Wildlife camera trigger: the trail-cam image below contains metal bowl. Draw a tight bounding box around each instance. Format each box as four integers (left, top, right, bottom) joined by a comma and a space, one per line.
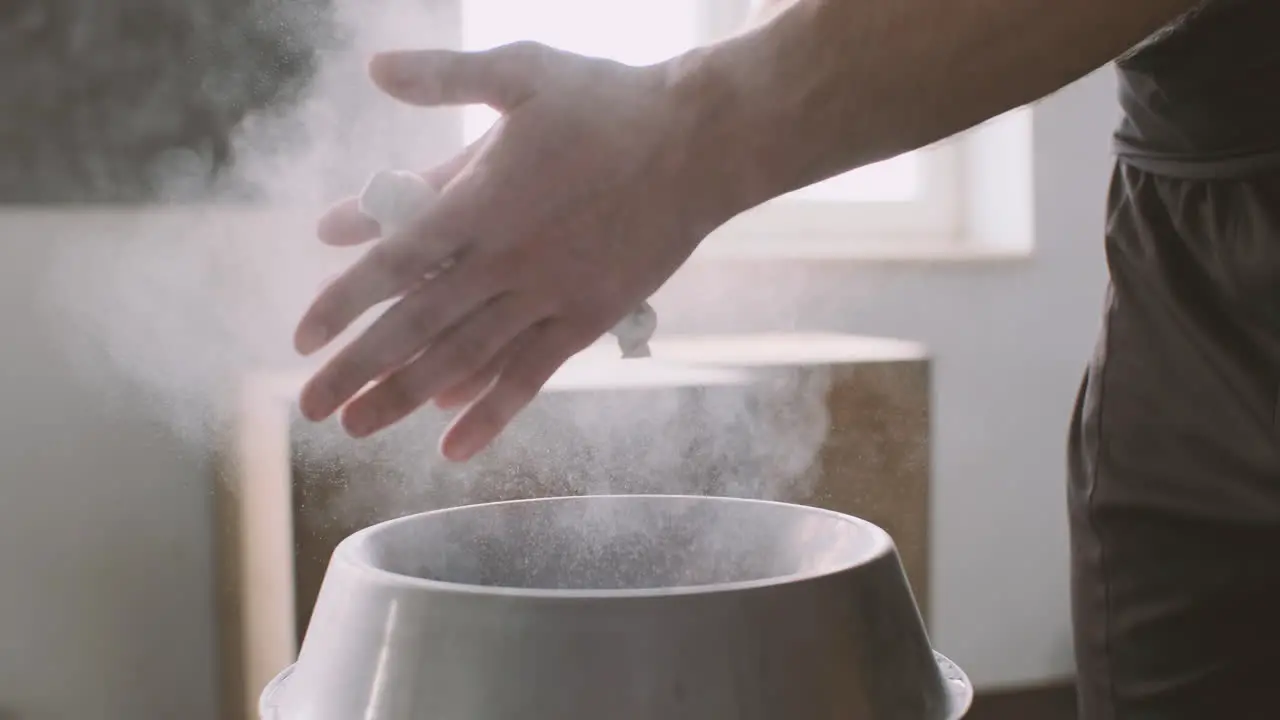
261, 495, 971, 720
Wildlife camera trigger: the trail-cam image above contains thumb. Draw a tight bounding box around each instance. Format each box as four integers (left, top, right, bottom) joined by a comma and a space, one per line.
369, 43, 546, 111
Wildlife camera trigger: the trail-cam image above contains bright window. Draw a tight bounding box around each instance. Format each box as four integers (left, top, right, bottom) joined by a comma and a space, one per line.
458, 0, 962, 244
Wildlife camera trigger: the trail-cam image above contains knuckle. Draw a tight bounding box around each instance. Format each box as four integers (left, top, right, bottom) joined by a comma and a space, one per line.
498, 40, 547, 63
490, 41, 557, 92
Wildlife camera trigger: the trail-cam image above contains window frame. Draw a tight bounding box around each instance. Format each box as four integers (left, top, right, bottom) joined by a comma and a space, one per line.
448, 0, 965, 246
712, 143, 963, 244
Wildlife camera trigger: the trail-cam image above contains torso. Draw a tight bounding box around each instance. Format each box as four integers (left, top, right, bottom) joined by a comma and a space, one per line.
1114, 0, 1280, 178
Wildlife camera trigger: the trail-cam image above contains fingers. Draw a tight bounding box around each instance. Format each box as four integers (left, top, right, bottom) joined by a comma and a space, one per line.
433, 330, 526, 409
369, 43, 547, 111
338, 294, 545, 438
297, 265, 515, 421
294, 200, 484, 355
317, 198, 380, 246
316, 137, 489, 247
439, 323, 586, 461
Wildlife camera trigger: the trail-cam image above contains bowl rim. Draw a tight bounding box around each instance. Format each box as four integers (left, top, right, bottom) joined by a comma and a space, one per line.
934, 651, 975, 719
261, 652, 974, 719
334, 494, 896, 600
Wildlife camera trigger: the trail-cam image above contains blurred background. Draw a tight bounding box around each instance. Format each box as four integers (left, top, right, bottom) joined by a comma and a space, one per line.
0, 0, 1110, 718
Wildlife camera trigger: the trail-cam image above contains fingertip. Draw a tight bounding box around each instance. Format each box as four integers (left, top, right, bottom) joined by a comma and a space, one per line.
368, 50, 411, 75
297, 402, 326, 424
439, 418, 486, 462
340, 405, 376, 439
368, 50, 429, 98
438, 432, 475, 463
317, 199, 380, 246
296, 383, 331, 423
294, 322, 329, 357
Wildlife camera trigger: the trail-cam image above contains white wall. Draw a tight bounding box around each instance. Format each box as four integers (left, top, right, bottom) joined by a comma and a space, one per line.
654, 68, 1117, 687
0, 68, 1114, 717
0, 241, 219, 717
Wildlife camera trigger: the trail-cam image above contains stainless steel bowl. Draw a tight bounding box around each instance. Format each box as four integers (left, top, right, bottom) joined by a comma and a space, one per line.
261, 495, 971, 720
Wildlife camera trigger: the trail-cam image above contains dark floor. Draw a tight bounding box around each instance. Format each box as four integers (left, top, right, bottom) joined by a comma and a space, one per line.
969, 682, 1077, 720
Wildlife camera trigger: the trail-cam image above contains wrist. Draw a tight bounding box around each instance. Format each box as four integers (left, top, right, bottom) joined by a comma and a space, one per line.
652, 43, 782, 239
655, 4, 839, 235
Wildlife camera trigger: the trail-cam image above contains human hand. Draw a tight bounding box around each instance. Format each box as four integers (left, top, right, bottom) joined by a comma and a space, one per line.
358, 169, 658, 359
294, 42, 733, 461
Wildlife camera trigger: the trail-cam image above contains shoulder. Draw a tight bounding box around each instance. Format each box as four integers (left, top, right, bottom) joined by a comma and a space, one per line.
1118, 0, 1236, 65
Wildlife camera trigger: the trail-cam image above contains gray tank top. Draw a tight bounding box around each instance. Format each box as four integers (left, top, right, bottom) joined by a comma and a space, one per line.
1114, 0, 1280, 178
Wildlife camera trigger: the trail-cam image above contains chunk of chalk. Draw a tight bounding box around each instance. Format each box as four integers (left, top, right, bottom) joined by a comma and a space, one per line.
612, 301, 657, 359
358, 170, 438, 235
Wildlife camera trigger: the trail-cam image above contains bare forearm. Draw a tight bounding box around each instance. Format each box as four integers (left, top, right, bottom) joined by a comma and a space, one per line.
670, 0, 1200, 213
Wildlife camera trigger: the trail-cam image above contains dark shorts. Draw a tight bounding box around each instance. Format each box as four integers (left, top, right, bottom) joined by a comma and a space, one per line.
1069, 163, 1280, 719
